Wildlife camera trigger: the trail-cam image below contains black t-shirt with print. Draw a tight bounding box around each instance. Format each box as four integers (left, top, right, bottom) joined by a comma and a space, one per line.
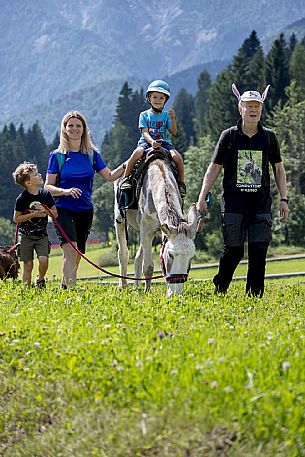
14, 189, 55, 237
212, 119, 282, 214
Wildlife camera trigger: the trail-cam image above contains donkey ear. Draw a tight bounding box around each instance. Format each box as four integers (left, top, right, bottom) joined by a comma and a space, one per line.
261, 84, 270, 101
232, 83, 241, 100
187, 204, 198, 239
187, 204, 197, 226
161, 224, 177, 236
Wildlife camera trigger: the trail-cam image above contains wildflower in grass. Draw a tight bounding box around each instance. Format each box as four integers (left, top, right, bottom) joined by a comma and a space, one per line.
34, 342, 40, 347
282, 361, 291, 372
112, 359, 118, 367
210, 381, 218, 389
157, 331, 164, 338
208, 338, 214, 345
104, 324, 111, 330
224, 386, 233, 393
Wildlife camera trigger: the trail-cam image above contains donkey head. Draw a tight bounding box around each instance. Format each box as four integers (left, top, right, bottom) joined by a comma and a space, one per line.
160, 205, 197, 297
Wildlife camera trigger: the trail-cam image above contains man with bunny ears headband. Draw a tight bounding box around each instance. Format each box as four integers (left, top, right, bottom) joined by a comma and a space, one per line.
196, 83, 289, 298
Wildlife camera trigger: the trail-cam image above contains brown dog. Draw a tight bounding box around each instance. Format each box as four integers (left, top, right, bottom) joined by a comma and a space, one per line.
0, 247, 20, 279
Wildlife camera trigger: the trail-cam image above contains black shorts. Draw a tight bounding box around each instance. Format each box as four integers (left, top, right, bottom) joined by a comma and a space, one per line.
55, 208, 93, 253
221, 212, 272, 246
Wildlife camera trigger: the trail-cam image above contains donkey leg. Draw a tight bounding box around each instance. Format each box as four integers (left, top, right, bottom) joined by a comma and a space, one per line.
141, 231, 154, 292
115, 221, 129, 288
134, 245, 143, 288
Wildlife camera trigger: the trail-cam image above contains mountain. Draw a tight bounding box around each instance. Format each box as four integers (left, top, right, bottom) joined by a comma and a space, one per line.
1, 0, 305, 142
5, 60, 226, 145
280, 17, 305, 41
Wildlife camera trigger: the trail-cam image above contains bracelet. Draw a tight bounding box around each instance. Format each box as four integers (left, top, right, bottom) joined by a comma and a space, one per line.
280, 198, 289, 203
122, 162, 127, 170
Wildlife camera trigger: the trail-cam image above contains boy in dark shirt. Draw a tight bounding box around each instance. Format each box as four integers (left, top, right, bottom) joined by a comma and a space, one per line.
12, 162, 58, 287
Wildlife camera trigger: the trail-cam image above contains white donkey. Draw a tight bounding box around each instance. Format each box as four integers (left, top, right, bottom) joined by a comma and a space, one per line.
114, 153, 197, 297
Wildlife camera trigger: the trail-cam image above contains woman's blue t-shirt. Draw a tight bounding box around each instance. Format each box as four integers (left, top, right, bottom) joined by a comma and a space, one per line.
47, 150, 107, 212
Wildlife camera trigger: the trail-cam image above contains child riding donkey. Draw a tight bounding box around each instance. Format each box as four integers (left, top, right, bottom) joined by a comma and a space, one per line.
120, 80, 186, 198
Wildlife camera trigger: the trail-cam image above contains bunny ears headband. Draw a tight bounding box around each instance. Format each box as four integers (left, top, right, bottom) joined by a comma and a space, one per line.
232, 83, 270, 104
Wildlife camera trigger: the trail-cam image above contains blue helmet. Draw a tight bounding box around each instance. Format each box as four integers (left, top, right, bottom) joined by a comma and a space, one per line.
146, 80, 171, 100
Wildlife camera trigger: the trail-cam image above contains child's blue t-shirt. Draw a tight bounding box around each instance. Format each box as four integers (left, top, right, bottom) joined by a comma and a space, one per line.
138, 109, 172, 145
47, 150, 106, 212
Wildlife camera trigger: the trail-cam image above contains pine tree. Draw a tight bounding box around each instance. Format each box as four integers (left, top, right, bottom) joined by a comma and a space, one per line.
48, 132, 60, 151
231, 31, 264, 92
193, 70, 211, 140
268, 82, 305, 245
204, 68, 233, 142
289, 42, 305, 93
174, 88, 195, 147
0, 124, 27, 219
204, 31, 265, 142
102, 82, 146, 168
115, 81, 133, 126
25, 122, 48, 173
265, 34, 290, 114
288, 33, 298, 57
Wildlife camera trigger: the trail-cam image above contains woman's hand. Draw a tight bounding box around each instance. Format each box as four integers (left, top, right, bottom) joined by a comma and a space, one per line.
66, 187, 82, 198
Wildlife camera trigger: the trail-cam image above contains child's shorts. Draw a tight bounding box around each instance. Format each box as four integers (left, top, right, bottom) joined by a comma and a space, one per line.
138, 141, 173, 152
18, 235, 50, 261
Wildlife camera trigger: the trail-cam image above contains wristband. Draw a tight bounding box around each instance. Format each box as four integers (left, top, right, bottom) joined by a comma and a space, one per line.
280, 198, 289, 203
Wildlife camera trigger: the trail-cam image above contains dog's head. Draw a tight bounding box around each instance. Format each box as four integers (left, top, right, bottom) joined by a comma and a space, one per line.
0, 247, 20, 279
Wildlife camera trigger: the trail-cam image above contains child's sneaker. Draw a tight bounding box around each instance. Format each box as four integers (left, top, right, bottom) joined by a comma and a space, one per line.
120, 177, 132, 191
35, 278, 46, 289
178, 181, 187, 198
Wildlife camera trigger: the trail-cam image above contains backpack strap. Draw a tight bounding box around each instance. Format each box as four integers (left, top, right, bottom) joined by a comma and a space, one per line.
55, 151, 66, 173
88, 150, 94, 168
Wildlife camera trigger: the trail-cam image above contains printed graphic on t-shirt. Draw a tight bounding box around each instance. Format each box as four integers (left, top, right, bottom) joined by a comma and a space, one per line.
236, 149, 262, 192
148, 120, 165, 140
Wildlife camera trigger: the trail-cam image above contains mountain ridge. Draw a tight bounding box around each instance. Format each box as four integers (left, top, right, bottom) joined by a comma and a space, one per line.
1, 1, 305, 143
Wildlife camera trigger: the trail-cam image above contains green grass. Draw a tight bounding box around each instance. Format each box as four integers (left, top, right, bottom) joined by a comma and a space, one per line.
0, 280, 305, 456
26, 243, 305, 285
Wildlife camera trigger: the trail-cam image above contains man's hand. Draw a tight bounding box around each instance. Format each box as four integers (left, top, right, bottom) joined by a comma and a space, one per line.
279, 201, 289, 223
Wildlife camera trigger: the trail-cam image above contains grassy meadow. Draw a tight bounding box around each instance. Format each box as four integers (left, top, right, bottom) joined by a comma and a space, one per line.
24, 243, 305, 285
1, 269, 305, 455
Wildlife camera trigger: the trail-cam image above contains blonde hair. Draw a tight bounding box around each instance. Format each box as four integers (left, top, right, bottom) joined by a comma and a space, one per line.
12, 162, 38, 188
58, 111, 98, 154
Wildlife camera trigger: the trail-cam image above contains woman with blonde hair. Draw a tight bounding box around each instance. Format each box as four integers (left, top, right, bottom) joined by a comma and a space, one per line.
45, 111, 125, 288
